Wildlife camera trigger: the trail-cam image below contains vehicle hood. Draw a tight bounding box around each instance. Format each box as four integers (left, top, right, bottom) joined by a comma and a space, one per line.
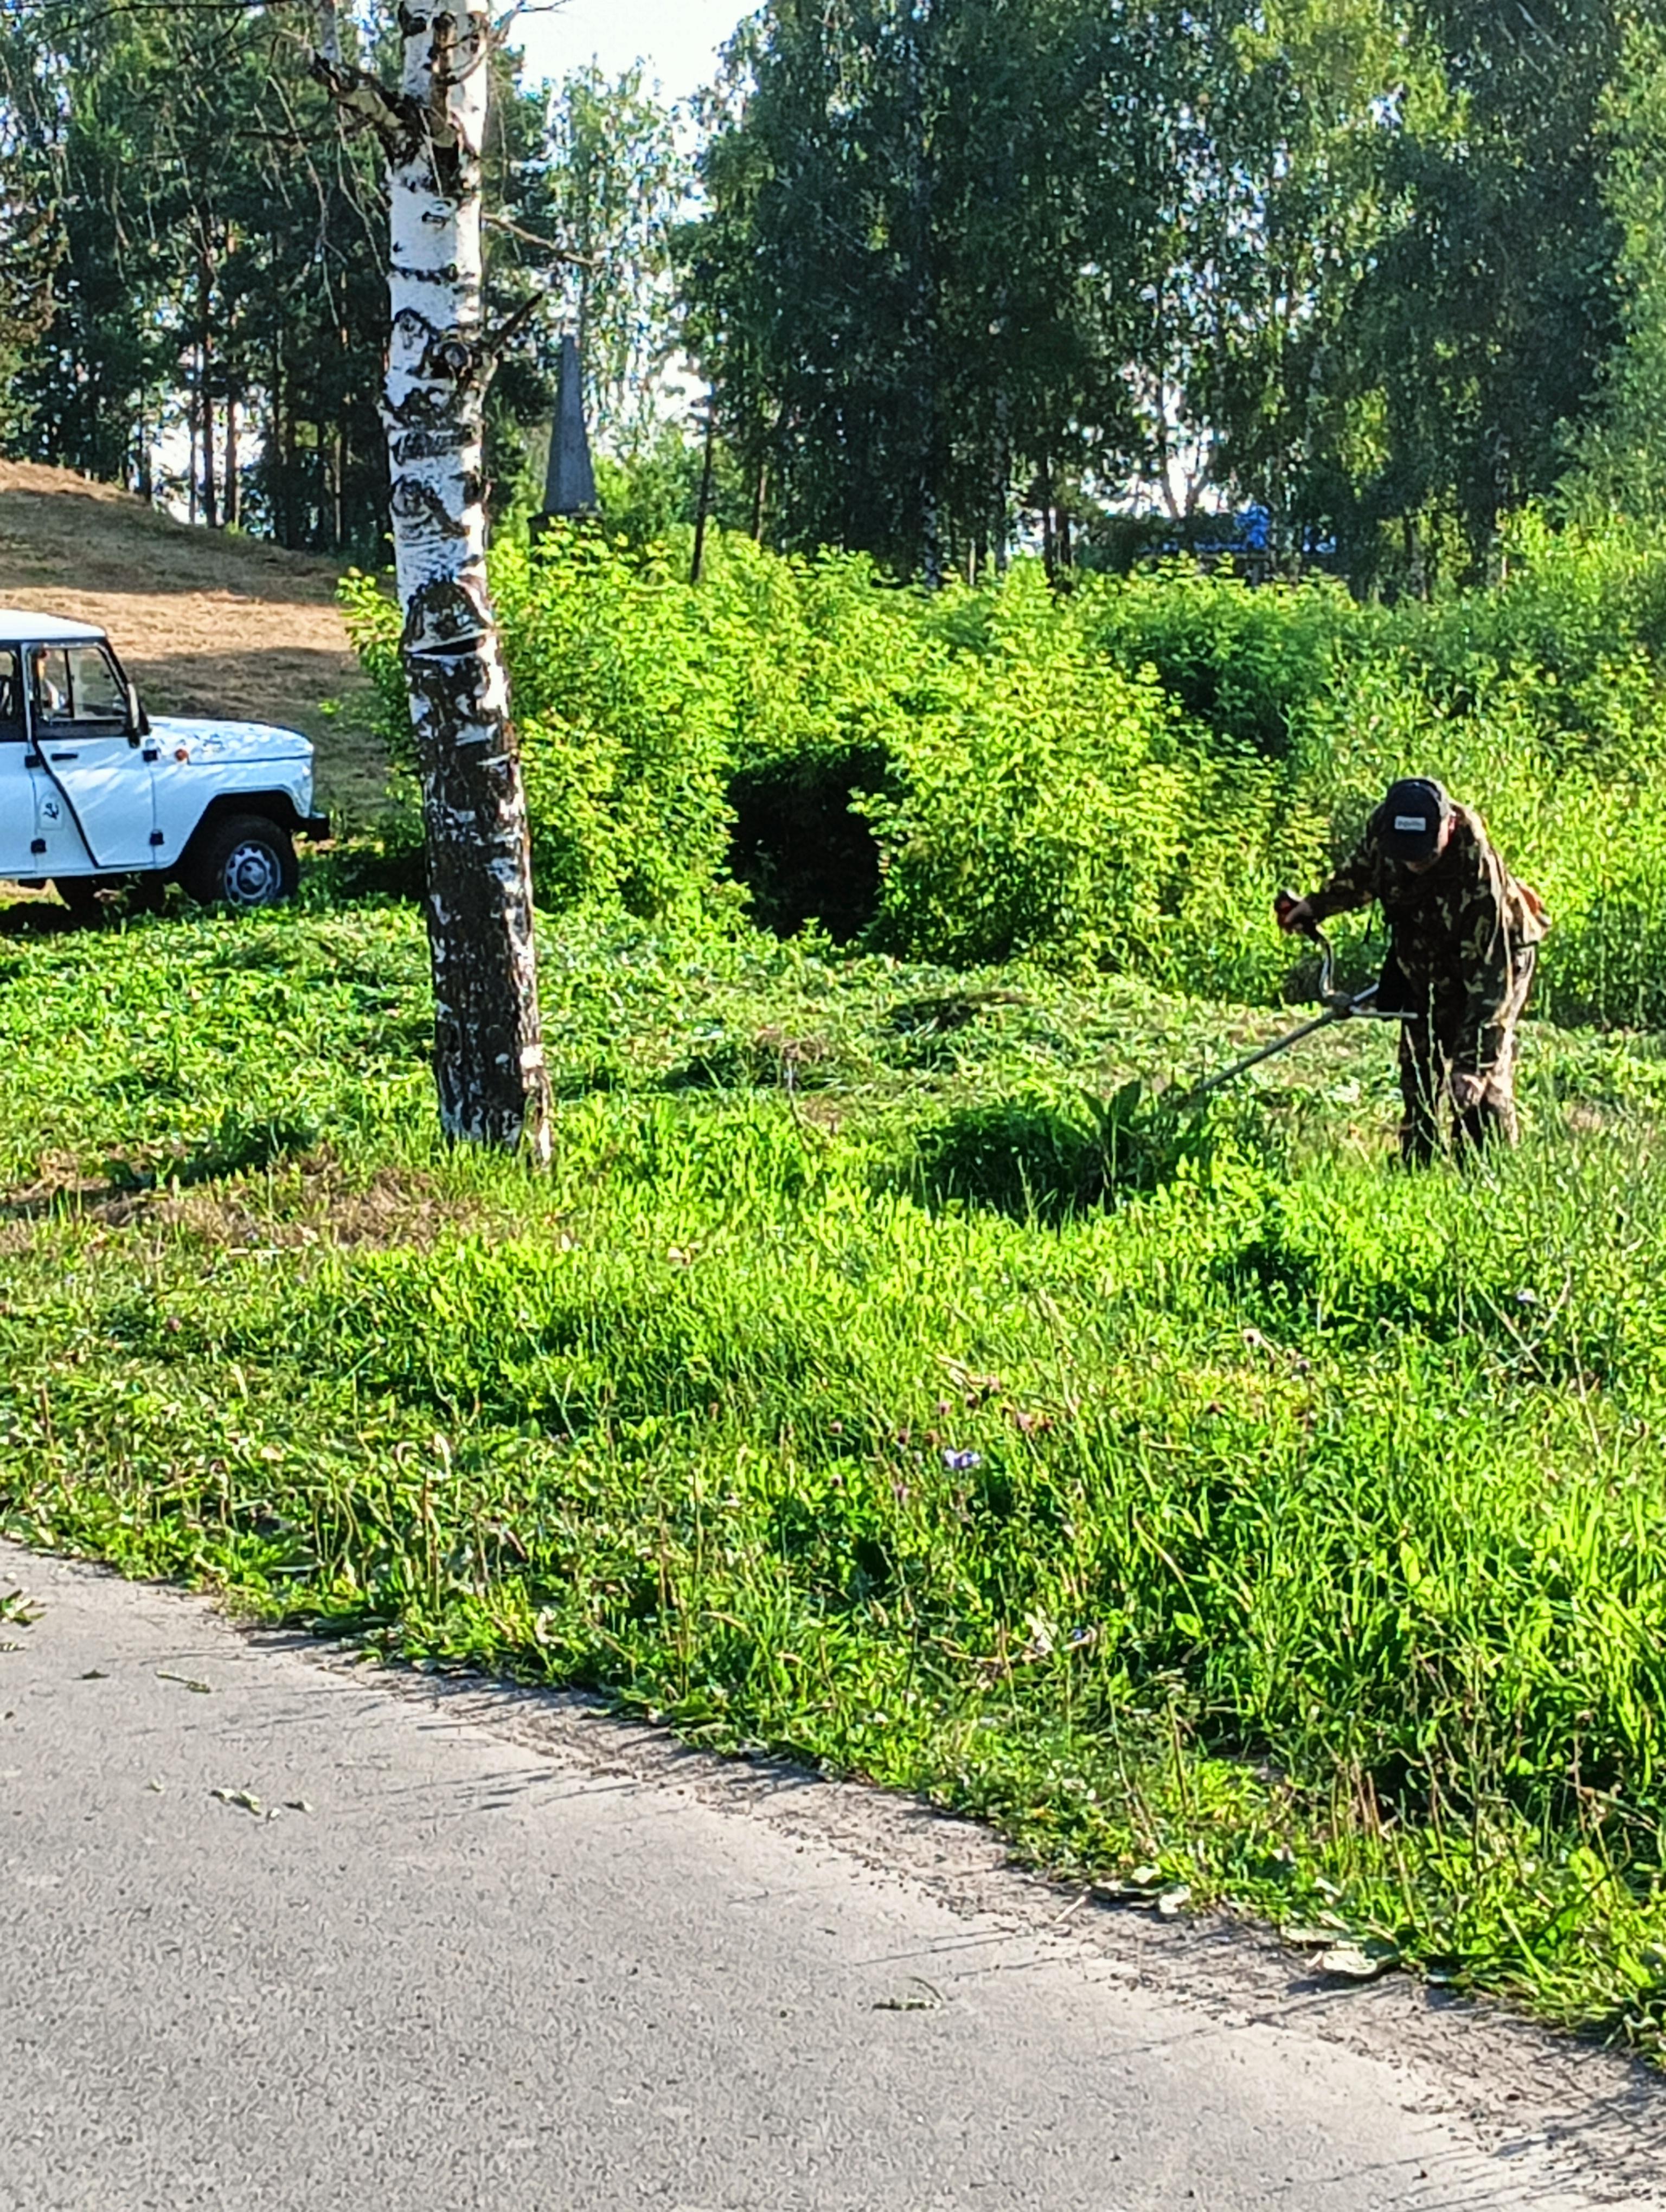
146, 715, 313, 763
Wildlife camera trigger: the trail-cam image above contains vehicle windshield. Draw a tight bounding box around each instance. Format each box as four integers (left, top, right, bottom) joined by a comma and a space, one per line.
30, 643, 126, 726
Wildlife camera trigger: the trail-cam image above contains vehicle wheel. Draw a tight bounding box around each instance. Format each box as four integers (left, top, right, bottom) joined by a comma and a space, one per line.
183, 815, 298, 910
53, 875, 120, 923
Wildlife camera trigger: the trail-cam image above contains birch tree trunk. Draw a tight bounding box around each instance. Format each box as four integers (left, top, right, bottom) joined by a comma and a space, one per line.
317, 1, 552, 1158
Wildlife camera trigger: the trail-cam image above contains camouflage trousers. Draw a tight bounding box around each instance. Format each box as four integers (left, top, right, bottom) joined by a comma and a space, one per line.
1399, 946, 1537, 1167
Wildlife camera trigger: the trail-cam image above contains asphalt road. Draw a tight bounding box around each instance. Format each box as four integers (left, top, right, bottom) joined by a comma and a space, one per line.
2, 1541, 1661, 2212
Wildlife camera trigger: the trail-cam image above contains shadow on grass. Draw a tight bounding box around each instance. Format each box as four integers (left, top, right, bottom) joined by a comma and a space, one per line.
307, 838, 427, 906
169, 1114, 321, 1186
905, 1083, 1216, 1225
1, 1114, 318, 1222
0, 895, 80, 938
0, 840, 424, 943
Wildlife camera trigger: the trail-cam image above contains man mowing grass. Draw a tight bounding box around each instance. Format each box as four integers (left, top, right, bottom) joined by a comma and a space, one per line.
1279, 777, 1548, 1165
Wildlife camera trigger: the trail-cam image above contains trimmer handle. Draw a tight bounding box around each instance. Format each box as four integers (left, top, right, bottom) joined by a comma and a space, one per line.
1276, 889, 1343, 1005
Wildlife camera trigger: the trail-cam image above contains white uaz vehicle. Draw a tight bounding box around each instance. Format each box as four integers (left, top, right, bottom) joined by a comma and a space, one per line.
1, 610, 328, 916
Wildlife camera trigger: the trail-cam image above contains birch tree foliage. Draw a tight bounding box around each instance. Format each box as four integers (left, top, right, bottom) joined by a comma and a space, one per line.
686, 0, 1167, 575
311, 0, 552, 1155
0, 55, 56, 446
533, 63, 688, 458
1567, 23, 1666, 523
0, 0, 387, 535
1134, 0, 1445, 545
682, 0, 1653, 583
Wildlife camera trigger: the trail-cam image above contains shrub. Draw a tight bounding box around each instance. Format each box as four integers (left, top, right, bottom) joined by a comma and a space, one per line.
860, 567, 1189, 968
342, 532, 739, 924
489, 530, 741, 921
344, 515, 1666, 1023
1073, 560, 1363, 760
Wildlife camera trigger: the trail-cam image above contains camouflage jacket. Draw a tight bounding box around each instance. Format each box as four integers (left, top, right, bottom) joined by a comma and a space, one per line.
1308, 803, 1548, 1070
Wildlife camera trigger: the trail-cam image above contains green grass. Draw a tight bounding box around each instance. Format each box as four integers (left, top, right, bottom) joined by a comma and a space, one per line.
5, 889, 1666, 2049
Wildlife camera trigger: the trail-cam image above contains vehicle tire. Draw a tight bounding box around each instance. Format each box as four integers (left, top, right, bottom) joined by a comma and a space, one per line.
183, 814, 298, 910
53, 875, 120, 923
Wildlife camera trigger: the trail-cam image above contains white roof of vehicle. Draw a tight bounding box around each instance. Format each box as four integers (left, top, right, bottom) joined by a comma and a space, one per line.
0, 608, 108, 644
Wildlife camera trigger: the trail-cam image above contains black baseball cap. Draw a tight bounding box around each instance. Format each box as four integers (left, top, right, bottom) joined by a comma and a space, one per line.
1375, 777, 1451, 862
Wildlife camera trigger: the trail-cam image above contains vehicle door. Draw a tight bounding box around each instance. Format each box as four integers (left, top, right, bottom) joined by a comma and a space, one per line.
0, 648, 37, 876
29, 641, 158, 868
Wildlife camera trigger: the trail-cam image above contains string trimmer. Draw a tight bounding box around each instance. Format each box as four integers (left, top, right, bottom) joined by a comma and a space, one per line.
1182, 892, 1412, 1103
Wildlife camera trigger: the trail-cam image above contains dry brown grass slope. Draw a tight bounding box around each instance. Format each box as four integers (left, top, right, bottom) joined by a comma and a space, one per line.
0, 460, 390, 820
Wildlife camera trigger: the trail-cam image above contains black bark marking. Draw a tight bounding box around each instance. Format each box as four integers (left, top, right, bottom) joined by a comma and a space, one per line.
385, 385, 465, 433
389, 476, 470, 538
392, 426, 468, 466
432, 140, 470, 204
390, 262, 462, 287
403, 576, 490, 654
392, 304, 445, 344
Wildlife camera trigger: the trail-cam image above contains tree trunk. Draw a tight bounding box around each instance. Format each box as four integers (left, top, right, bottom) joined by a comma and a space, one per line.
198, 254, 217, 530
188, 359, 200, 526
280, 364, 299, 549
226, 397, 239, 528
376, 0, 552, 1155
269, 346, 284, 544
992, 386, 1011, 576
919, 478, 943, 594
690, 401, 716, 585
906, 0, 941, 603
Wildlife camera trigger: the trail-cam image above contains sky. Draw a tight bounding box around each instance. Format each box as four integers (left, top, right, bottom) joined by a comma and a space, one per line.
513, 0, 749, 100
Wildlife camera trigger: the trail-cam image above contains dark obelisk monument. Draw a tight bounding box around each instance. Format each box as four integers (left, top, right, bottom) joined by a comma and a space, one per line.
533, 333, 596, 538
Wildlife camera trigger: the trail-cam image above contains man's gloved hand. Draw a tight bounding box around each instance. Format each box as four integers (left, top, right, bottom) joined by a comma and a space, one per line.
1449, 1070, 1486, 1111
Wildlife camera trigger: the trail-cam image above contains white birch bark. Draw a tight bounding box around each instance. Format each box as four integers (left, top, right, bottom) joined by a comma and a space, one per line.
317, 0, 552, 1158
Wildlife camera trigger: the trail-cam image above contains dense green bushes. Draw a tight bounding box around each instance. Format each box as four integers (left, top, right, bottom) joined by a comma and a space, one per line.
342, 538, 738, 921
344, 515, 1666, 1024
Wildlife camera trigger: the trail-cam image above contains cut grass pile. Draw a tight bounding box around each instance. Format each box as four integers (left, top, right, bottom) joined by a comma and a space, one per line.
4, 894, 1666, 2047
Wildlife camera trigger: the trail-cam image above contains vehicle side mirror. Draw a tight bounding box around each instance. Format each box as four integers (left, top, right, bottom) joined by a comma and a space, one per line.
125, 681, 150, 741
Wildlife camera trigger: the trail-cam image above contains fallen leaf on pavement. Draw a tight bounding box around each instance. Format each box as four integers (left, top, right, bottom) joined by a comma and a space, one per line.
1316, 1940, 1400, 1983
873, 1977, 945, 2012
209, 1786, 266, 1817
